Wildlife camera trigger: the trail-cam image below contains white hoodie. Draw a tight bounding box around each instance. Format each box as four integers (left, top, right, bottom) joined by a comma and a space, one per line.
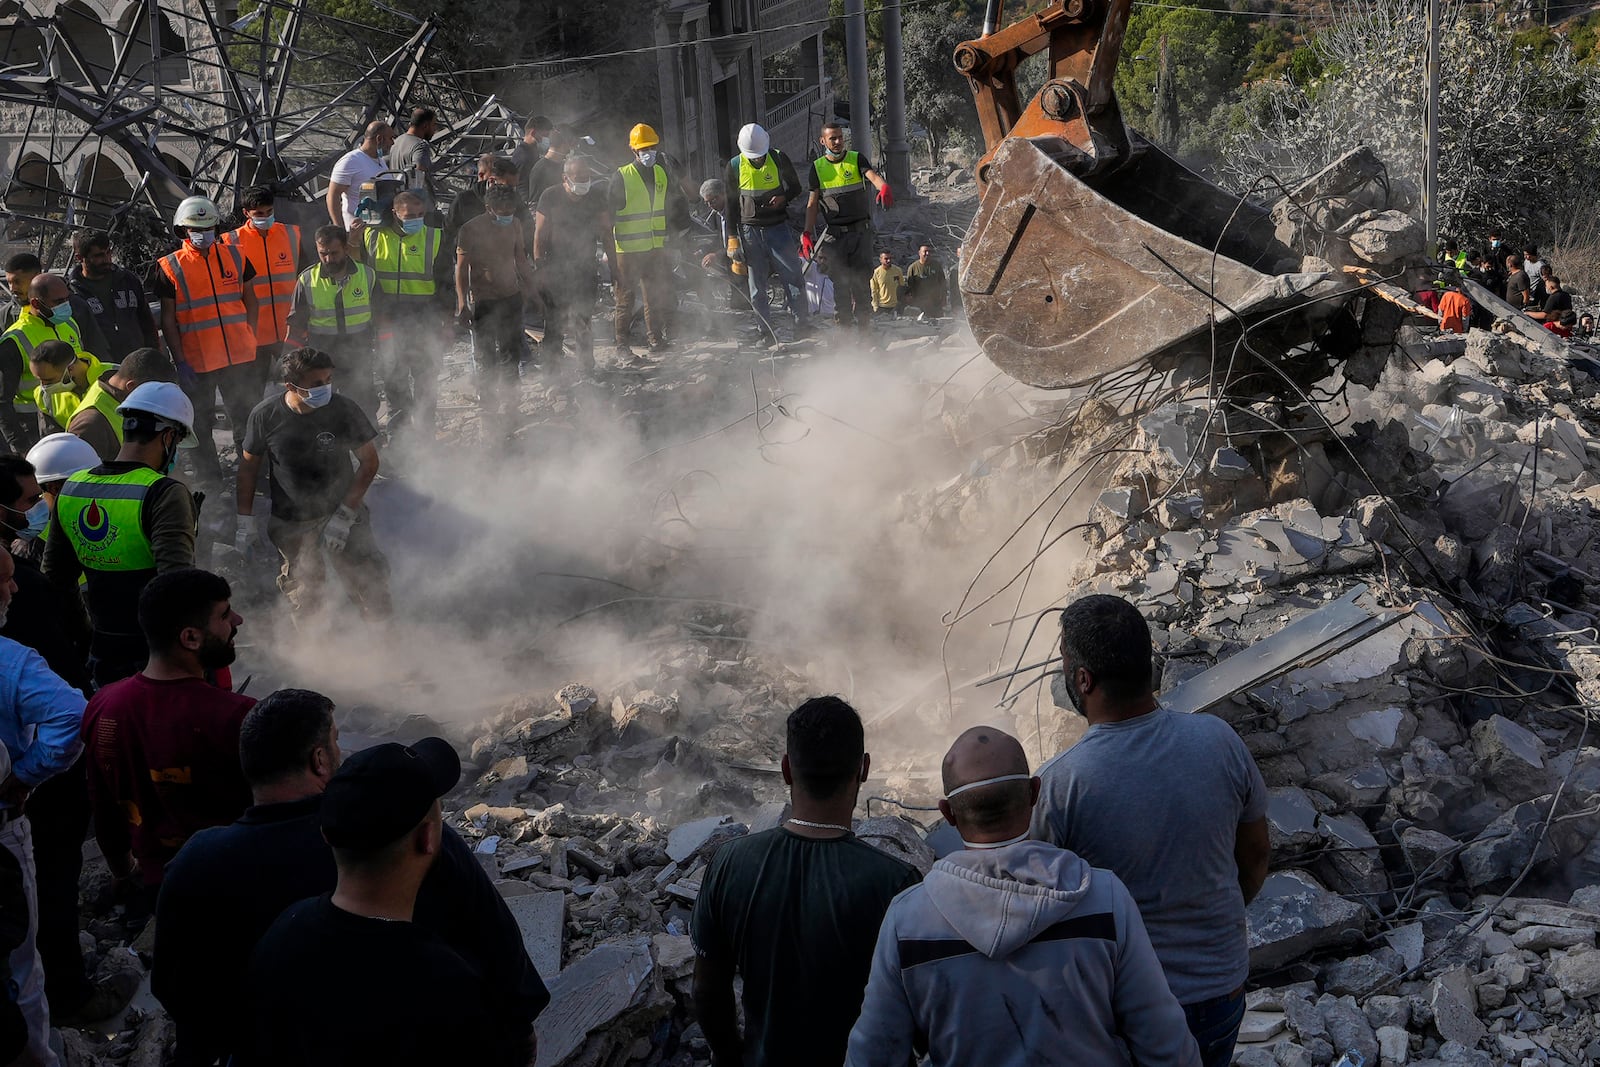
845, 840, 1200, 1067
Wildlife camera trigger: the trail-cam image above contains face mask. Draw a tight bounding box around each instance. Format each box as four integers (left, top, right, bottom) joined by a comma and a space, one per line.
825, 147, 847, 161
298, 384, 334, 408
492, 213, 514, 227
568, 180, 592, 196
42, 379, 76, 397
46, 301, 73, 326
3, 499, 48, 540
188, 230, 216, 250
635, 150, 658, 168
535, 137, 550, 155
250, 214, 275, 230
400, 217, 426, 234
1491, 240, 1501, 248
161, 435, 179, 475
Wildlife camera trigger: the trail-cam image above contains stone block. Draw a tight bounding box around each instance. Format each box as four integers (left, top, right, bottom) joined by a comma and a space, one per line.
1470, 715, 1550, 800
1428, 967, 1486, 1048
505, 891, 565, 981
650, 932, 695, 981
1237, 1009, 1287, 1043
534, 938, 663, 1067
1320, 954, 1395, 998
1377, 1024, 1410, 1066
1320, 994, 1378, 1065
1510, 924, 1593, 952
1364, 994, 1411, 1030
1347, 210, 1425, 265
1268, 787, 1322, 851
853, 816, 936, 875
1459, 802, 1557, 889
1247, 870, 1367, 971
1549, 946, 1600, 998
1400, 827, 1460, 880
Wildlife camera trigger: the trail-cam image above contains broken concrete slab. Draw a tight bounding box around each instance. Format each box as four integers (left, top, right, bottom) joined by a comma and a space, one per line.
505, 890, 565, 980
666, 815, 733, 862
1247, 869, 1367, 971
1429, 967, 1486, 1048
1470, 714, 1550, 800
650, 932, 695, 981
854, 816, 937, 875
1550, 945, 1600, 998
1236, 1009, 1288, 1043
533, 938, 662, 1067
1267, 787, 1322, 850
1458, 801, 1557, 889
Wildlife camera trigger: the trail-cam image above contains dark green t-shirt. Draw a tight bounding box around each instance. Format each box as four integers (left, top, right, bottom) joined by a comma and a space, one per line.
690, 827, 921, 1067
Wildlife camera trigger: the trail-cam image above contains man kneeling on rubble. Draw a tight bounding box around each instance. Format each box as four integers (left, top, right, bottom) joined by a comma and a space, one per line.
845, 726, 1199, 1066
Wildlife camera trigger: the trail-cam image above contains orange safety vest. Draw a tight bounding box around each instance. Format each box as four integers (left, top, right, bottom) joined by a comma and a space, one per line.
158, 244, 257, 373
223, 221, 301, 346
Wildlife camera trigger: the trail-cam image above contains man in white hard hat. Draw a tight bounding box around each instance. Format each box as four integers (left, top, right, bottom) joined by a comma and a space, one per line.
42, 381, 198, 687
155, 196, 260, 487
723, 123, 809, 342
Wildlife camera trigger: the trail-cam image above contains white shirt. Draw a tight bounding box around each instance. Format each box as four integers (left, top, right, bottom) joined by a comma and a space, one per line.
329, 148, 388, 227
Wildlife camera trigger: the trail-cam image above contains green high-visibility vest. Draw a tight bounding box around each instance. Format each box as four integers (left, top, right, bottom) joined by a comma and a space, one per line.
614, 163, 668, 254
57, 467, 160, 573
737, 155, 780, 193
2, 310, 85, 412
34, 354, 111, 431
364, 225, 441, 298
302, 262, 375, 335
74, 378, 126, 445
812, 151, 869, 223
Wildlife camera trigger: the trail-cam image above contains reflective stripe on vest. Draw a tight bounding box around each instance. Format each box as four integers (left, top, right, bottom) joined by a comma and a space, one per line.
224, 222, 301, 344
302, 262, 375, 335
35, 354, 112, 431
57, 467, 160, 572
813, 152, 865, 195
364, 226, 440, 298
614, 163, 668, 253
159, 245, 256, 373
75, 378, 126, 445
1, 311, 84, 412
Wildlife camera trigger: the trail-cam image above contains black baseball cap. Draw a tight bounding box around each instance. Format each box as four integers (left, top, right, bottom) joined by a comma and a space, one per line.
320, 737, 460, 850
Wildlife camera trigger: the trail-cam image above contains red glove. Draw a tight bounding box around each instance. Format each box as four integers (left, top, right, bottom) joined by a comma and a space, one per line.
876, 183, 895, 209
800, 231, 815, 259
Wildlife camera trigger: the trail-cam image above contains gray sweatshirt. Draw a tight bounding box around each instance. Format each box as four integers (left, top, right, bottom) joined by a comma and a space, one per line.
845, 840, 1200, 1067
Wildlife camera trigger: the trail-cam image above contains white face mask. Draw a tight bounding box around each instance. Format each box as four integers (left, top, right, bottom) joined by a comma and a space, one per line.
568, 180, 592, 196
635, 150, 658, 168
825, 147, 847, 161
295, 383, 334, 408
41, 380, 76, 397
188, 230, 216, 250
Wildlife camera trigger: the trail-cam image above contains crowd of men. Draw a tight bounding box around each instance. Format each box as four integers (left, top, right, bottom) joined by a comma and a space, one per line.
1427, 230, 1586, 338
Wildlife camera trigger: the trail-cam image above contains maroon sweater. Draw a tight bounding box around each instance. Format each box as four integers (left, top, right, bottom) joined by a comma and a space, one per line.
82, 674, 256, 886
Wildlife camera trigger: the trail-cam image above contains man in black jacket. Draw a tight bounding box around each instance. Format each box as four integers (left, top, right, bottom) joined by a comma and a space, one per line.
154, 688, 549, 1066
66, 232, 160, 362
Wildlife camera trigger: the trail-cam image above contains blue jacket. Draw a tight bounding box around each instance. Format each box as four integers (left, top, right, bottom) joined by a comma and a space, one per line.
846, 841, 1200, 1067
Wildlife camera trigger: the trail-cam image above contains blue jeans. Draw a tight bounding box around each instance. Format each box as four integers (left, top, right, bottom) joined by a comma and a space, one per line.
741, 223, 809, 329
1183, 986, 1246, 1067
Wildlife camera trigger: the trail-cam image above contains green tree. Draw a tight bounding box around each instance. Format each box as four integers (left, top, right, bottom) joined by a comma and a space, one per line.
1114, 1, 1259, 156
899, 2, 985, 165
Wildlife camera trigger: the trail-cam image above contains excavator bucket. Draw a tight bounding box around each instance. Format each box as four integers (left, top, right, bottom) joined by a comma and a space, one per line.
960, 134, 1355, 389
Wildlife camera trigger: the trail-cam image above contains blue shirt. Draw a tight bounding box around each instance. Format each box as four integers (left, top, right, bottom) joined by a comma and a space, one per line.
0, 636, 86, 787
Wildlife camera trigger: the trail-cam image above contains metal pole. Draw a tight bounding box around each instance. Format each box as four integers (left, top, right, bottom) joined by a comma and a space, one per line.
1422, 0, 1440, 247
844, 0, 872, 158
881, 0, 910, 191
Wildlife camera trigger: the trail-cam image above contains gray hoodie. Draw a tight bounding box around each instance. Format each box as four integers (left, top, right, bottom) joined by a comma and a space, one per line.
845, 841, 1200, 1067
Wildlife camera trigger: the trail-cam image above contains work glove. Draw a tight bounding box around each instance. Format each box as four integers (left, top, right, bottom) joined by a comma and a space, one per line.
322, 505, 359, 553
876, 183, 895, 209
235, 514, 258, 558
799, 231, 815, 259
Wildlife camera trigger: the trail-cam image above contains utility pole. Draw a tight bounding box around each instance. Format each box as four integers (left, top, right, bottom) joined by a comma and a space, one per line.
881, 0, 911, 190
844, 0, 873, 158
1422, 0, 1440, 247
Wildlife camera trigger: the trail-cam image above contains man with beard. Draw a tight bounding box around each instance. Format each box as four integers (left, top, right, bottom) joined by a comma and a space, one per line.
82, 568, 254, 908
67, 231, 159, 362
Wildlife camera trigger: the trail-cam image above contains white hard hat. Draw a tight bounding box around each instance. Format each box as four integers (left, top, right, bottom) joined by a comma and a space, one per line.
173, 196, 220, 229
118, 381, 195, 434
737, 123, 770, 159
26, 433, 101, 484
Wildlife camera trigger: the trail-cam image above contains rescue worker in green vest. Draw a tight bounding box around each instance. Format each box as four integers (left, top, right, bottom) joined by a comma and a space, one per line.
722, 123, 810, 343
0, 272, 100, 455
61, 347, 179, 462
28, 339, 111, 435
357, 191, 447, 437
25, 432, 100, 536
1439, 238, 1469, 276
608, 123, 686, 355
803, 122, 894, 340
43, 380, 198, 688
287, 225, 383, 425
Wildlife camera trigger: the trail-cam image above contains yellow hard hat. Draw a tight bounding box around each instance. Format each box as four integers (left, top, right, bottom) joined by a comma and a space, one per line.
629, 123, 660, 150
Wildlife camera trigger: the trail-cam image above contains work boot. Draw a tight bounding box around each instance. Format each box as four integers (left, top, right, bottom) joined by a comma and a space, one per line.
53, 970, 141, 1026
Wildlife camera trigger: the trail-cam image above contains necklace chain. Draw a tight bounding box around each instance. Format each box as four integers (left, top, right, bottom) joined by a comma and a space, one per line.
787, 817, 852, 833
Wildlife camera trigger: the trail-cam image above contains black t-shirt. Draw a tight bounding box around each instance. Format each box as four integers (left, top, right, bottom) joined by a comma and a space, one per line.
247, 895, 518, 1067
536, 184, 608, 277
691, 828, 921, 1067
526, 154, 567, 207
1544, 289, 1574, 315
241, 394, 376, 522
809, 153, 876, 226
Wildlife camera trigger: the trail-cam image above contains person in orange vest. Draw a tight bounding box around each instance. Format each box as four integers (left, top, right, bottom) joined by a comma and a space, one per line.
222, 185, 302, 401
155, 196, 260, 485
1437, 281, 1472, 335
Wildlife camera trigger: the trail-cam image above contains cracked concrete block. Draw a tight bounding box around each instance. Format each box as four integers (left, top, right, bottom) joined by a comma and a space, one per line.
666, 814, 733, 862
1377, 1023, 1409, 1066
854, 815, 936, 875
1237, 1009, 1287, 1043
505, 891, 564, 980
1459, 801, 1556, 889
1470, 714, 1550, 800
1210, 446, 1254, 481
1510, 924, 1592, 952
1550, 945, 1600, 998
1400, 827, 1459, 880
1247, 870, 1367, 971
1268, 787, 1321, 851
1320, 954, 1395, 998
534, 938, 662, 1067
1429, 967, 1486, 1048
1346, 210, 1425, 265
1346, 707, 1408, 750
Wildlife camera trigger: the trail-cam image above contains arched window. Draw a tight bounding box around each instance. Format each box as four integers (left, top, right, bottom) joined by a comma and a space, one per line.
56, 2, 118, 86
0, 2, 47, 74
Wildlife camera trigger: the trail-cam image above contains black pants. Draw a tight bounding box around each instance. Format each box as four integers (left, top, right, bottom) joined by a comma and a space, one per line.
311, 336, 379, 427
820, 225, 874, 329
381, 303, 443, 434
28, 760, 90, 1010
473, 295, 524, 433
542, 273, 597, 372
182, 360, 267, 482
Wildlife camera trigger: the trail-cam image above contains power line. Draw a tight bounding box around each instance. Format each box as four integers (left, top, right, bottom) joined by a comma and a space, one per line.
1131, 0, 1321, 16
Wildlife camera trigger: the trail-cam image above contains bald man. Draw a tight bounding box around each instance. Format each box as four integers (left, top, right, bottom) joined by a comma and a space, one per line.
328, 121, 396, 228
846, 726, 1198, 1067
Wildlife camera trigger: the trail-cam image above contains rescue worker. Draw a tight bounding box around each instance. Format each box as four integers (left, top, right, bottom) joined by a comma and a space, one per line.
286, 225, 382, 425
68, 231, 159, 361
26, 432, 100, 518
359, 192, 448, 436
1438, 238, 1468, 275
27, 339, 111, 433
156, 196, 261, 486
61, 348, 178, 462
609, 123, 677, 354
803, 122, 893, 339
723, 123, 809, 341
0, 272, 98, 454
43, 381, 198, 687
5, 252, 109, 355
223, 185, 303, 392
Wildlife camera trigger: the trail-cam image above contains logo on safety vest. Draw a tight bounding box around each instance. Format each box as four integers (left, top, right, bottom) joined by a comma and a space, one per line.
277, 251, 289, 262
221, 267, 234, 280
77, 501, 113, 543
406, 244, 417, 254
353, 287, 365, 298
